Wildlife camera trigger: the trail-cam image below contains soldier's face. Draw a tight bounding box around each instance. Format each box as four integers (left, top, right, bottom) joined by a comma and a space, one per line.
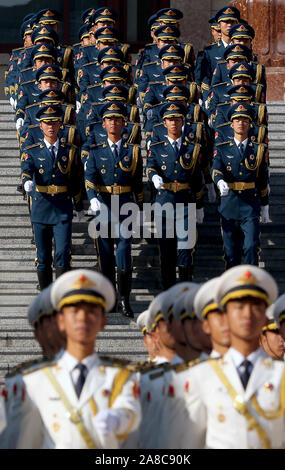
24, 34, 33, 47
183, 318, 212, 353
96, 21, 115, 29
162, 59, 181, 69
98, 41, 117, 50
58, 302, 106, 346
104, 79, 124, 87
89, 33, 96, 45
157, 39, 175, 49
163, 117, 183, 135
38, 79, 59, 91
156, 320, 176, 349
34, 58, 53, 70
233, 78, 251, 86
82, 36, 90, 46
103, 116, 125, 135
227, 59, 243, 69
219, 19, 237, 36
40, 120, 61, 140
202, 310, 231, 349
260, 330, 285, 359
211, 28, 221, 42
233, 38, 252, 48
101, 61, 120, 70
280, 322, 285, 341
226, 298, 267, 341
231, 117, 251, 135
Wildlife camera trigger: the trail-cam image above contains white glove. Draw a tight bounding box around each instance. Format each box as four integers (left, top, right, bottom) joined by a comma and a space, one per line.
260, 205, 270, 223
146, 109, 153, 119
84, 161, 87, 171
76, 101, 81, 113
206, 183, 216, 203
16, 118, 24, 131
152, 175, 164, 190
90, 197, 101, 213
93, 410, 120, 437
24, 180, 34, 193
196, 208, 204, 224
76, 210, 85, 222
9, 97, 15, 109
217, 179, 229, 197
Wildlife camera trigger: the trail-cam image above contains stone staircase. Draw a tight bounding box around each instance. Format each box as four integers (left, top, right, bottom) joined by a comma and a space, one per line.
0, 100, 284, 378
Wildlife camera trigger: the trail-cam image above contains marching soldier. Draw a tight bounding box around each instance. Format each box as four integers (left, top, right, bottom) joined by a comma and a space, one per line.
272, 294, 285, 345
211, 103, 270, 269
194, 277, 231, 357
84, 102, 143, 318
147, 102, 204, 289
184, 265, 285, 449
260, 319, 285, 360
15, 269, 141, 449
20, 105, 84, 290
0, 284, 66, 449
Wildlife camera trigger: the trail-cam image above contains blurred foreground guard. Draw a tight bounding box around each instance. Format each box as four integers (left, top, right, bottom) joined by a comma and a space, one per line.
184, 265, 285, 449
21, 105, 84, 290
16, 269, 141, 449
211, 103, 269, 269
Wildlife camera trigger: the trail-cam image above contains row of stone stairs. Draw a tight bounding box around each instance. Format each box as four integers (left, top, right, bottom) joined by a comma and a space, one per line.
0, 100, 284, 378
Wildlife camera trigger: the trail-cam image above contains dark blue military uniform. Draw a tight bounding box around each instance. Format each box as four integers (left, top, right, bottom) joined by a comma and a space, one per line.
211, 60, 267, 91
21, 140, 83, 278
213, 101, 268, 129
147, 137, 204, 288
211, 139, 269, 268
85, 139, 143, 282
21, 124, 80, 151
214, 122, 268, 145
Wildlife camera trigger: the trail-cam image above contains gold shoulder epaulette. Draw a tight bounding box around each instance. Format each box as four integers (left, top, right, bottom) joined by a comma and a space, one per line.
12, 46, 24, 52
22, 359, 56, 376
150, 141, 163, 147
83, 61, 98, 67
143, 61, 159, 67
217, 101, 230, 107
21, 80, 35, 85
87, 84, 100, 89
72, 42, 81, 47
26, 102, 39, 109
216, 141, 231, 146
21, 66, 33, 73
5, 357, 46, 378
148, 81, 164, 85
153, 122, 163, 127
26, 142, 41, 149
27, 124, 40, 129
218, 60, 226, 64
213, 81, 228, 87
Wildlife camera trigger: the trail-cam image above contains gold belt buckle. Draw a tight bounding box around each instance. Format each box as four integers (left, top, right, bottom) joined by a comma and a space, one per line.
48, 185, 58, 195
112, 185, 120, 195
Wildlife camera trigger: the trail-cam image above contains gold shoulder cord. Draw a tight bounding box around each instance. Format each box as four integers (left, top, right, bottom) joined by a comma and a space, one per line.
63, 46, 72, 70
251, 366, 285, 419
245, 144, 264, 173
184, 44, 191, 64
194, 104, 201, 123
43, 367, 97, 449
209, 359, 271, 449
58, 145, 75, 175
108, 368, 134, 439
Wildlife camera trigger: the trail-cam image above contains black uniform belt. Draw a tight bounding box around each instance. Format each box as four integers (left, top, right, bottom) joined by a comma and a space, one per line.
36, 185, 68, 194
227, 182, 255, 191
96, 185, 132, 194
161, 182, 190, 192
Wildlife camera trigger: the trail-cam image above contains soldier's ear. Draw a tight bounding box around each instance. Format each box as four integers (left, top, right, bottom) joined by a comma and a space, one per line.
102, 120, 106, 129
230, 122, 234, 129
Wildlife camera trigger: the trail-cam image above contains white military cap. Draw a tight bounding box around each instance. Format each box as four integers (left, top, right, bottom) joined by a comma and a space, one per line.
194, 277, 221, 321
271, 294, 285, 327
136, 310, 149, 335
161, 282, 197, 321
172, 283, 200, 322
183, 283, 202, 319
27, 285, 54, 327
146, 291, 169, 332
51, 269, 116, 313
215, 265, 278, 309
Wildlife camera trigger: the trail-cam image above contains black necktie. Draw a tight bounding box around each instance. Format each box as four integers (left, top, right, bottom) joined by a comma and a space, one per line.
238, 142, 244, 156
239, 359, 252, 389
173, 141, 179, 156
74, 363, 87, 398
50, 145, 56, 164
112, 143, 119, 163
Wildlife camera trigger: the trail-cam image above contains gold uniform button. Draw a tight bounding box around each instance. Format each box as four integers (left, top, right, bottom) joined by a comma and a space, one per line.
238, 191, 242, 194
52, 174, 55, 178
174, 170, 178, 174
239, 172, 242, 175
240, 163, 243, 166
114, 173, 117, 177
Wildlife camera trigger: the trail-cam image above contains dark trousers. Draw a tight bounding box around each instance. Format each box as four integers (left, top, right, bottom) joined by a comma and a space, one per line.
221, 215, 260, 269
33, 220, 72, 271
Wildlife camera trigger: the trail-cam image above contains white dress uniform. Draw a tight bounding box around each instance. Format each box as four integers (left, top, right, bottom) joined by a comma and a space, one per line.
184, 348, 285, 449
16, 351, 141, 449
